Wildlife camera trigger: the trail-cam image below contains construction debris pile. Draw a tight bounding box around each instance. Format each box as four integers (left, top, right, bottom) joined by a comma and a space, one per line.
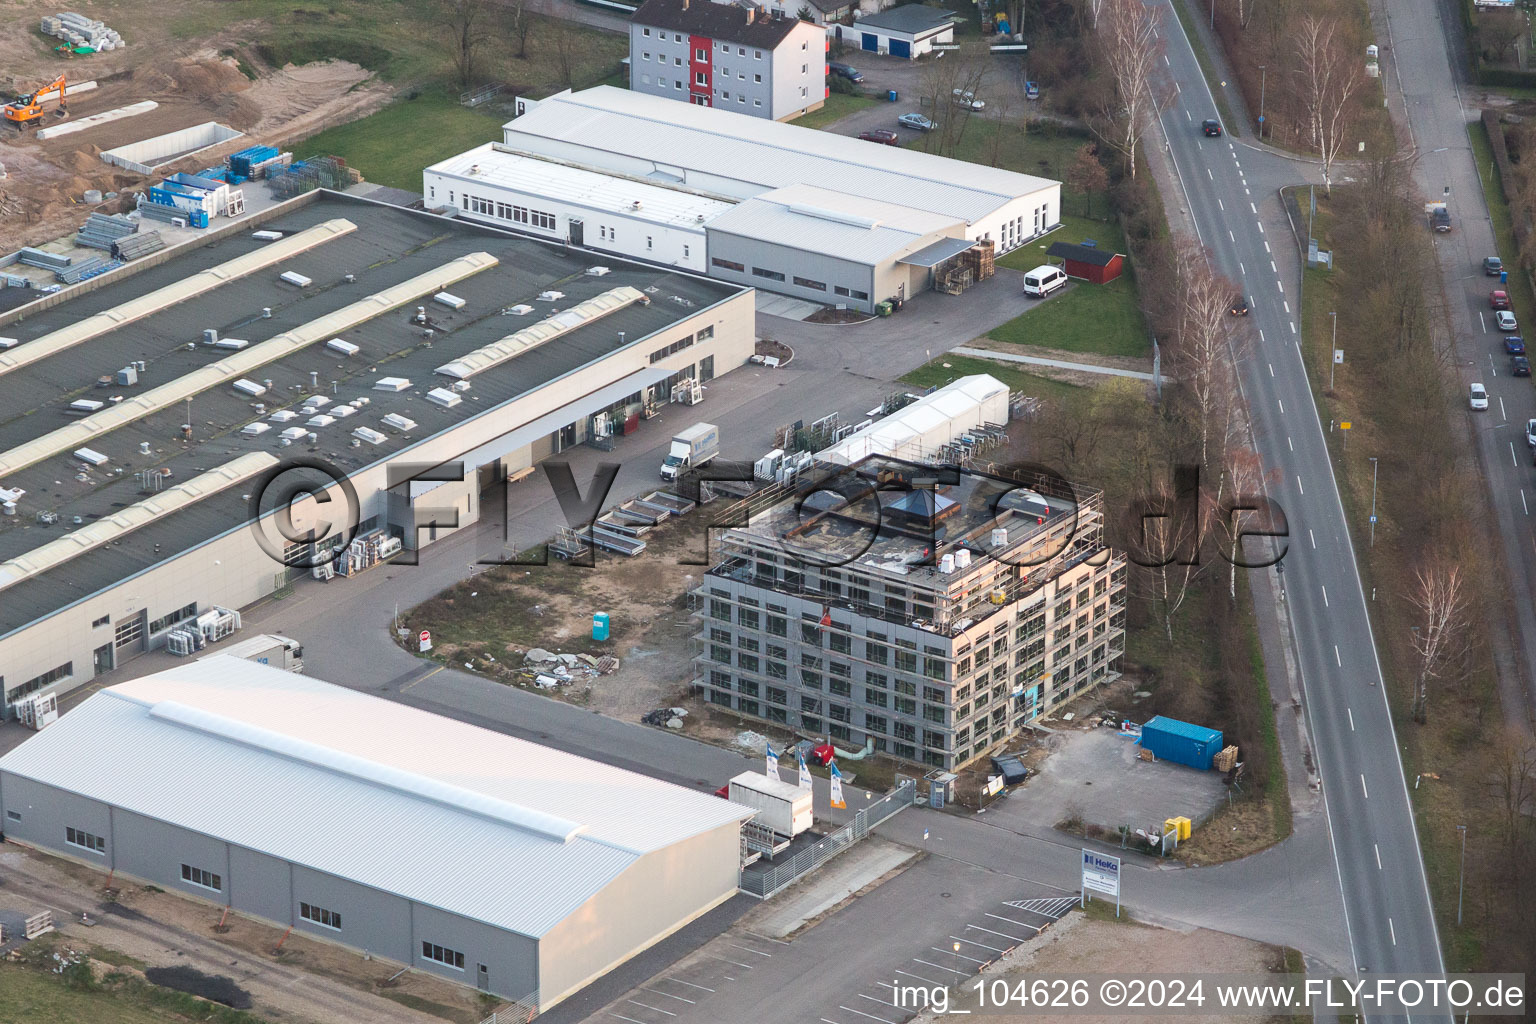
521, 647, 619, 689
642, 707, 689, 729
41, 12, 125, 53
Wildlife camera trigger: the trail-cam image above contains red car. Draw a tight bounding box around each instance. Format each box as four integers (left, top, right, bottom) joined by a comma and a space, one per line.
858, 129, 899, 146
1491, 290, 1511, 310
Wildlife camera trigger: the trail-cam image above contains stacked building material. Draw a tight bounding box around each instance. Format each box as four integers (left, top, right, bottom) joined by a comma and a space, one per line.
75, 212, 136, 252
268, 156, 362, 200
16, 248, 72, 272
227, 145, 288, 180
41, 11, 125, 51
112, 230, 163, 261
57, 255, 122, 284
134, 199, 186, 226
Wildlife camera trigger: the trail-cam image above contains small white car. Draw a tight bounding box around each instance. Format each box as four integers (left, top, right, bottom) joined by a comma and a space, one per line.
1526, 418, 1536, 447
1470, 383, 1489, 410
1497, 310, 1519, 332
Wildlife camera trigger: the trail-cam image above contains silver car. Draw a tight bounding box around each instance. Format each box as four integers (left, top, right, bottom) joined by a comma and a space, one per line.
898, 112, 934, 132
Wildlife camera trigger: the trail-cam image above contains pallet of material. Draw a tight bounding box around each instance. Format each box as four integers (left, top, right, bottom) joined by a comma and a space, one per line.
75, 212, 137, 251
134, 200, 186, 226
1213, 745, 1240, 773
17, 247, 72, 271
58, 256, 122, 284
112, 231, 163, 261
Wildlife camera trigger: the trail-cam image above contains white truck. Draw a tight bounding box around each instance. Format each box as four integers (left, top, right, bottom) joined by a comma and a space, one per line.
728, 771, 813, 838
660, 422, 719, 481
199, 633, 304, 673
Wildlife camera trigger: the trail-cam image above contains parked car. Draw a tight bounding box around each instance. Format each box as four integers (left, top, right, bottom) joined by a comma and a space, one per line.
897, 112, 934, 132
1491, 290, 1511, 310
828, 61, 864, 83
1484, 255, 1504, 276
1505, 336, 1525, 355
1022, 265, 1069, 298
858, 129, 899, 146
1431, 207, 1452, 232
953, 88, 986, 110
1470, 383, 1489, 410
1230, 294, 1250, 316
1498, 310, 1519, 332
1513, 356, 1531, 377
1202, 118, 1222, 136
1526, 418, 1536, 447
1025, 81, 1041, 100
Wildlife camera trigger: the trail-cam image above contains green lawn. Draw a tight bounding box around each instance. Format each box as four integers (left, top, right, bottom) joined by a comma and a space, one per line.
793, 92, 880, 130
901, 353, 1085, 403
990, 215, 1149, 358
296, 89, 504, 191
0, 963, 268, 1024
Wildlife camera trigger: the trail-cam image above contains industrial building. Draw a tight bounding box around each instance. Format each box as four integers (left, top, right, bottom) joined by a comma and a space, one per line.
630, 0, 828, 120
691, 432, 1127, 771
834, 5, 957, 59
0, 190, 755, 715
0, 659, 753, 1011
452, 86, 1059, 311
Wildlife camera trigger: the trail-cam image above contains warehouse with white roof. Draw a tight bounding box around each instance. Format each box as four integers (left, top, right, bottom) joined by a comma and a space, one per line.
434, 86, 1060, 312
0, 658, 753, 1011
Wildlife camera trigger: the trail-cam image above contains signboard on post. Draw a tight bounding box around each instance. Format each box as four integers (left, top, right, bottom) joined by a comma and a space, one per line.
419, 630, 432, 652
1081, 849, 1121, 916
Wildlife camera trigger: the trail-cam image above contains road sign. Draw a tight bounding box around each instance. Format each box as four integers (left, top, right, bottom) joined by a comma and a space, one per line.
419, 630, 432, 652
1341, 421, 1352, 430
1370, 515, 1378, 523
1334, 349, 1344, 364
1258, 115, 1265, 123
1081, 849, 1121, 898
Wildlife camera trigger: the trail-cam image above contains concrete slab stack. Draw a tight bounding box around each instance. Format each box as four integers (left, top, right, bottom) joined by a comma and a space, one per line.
41, 12, 125, 51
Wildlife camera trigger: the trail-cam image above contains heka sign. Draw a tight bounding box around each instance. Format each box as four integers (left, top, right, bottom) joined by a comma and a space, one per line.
1081, 849, 1121, 898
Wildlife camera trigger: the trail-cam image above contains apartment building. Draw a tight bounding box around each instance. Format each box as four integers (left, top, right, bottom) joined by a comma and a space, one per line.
691, 457, 1127, 771
630, 0, 828, 120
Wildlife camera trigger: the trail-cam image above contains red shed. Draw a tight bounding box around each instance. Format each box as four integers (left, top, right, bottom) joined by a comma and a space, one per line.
1046, 241, 1125, 284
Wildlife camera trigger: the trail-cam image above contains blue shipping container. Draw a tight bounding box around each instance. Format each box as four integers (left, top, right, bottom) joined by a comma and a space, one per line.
1138, 716, 1223, 770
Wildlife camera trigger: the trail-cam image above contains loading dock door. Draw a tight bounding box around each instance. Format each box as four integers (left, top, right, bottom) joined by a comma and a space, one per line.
890, 38, 911, 58
862, 32, 878, 52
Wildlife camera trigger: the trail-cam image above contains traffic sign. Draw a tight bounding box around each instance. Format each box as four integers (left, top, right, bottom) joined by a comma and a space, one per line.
1369, 515, 1377, 523
1341, 421, 1352, 430
419, 630, 432, 652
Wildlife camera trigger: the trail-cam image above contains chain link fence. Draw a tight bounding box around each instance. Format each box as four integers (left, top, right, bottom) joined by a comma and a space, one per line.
739, 779, 915, 900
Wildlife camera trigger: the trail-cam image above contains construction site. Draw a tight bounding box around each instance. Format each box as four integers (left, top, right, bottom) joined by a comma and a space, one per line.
0, 7, 394, 263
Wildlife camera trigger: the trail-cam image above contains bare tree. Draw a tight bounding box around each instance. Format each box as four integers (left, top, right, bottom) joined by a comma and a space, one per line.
1130, 474, 1204, 643
1407, 559, 1468, 724
509, 0, 538, 60
1294, 14, 1366, 195
1091, 0, 1165, 179
1172, 246, 1240, 476
549, 18, 579, 88
918, 42, 991, 158
1036, 396, 1105, 472
1481, 11, 1524, 65
438, 0, 494, 90
1209, 446, 1278, 600
1492, 727, 1536, 853
1067, 143, 1109, 217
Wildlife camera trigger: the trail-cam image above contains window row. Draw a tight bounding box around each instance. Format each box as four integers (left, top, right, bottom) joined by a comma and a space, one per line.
462, 194, 557, 232
422, 942, 465, 970
300, 901, 342, 931
650, 333, 696, 364
182, 863, 221, 891
66, 826, 104, 854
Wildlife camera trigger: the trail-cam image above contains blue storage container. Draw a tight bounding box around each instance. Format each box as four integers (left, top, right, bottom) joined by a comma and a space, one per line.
1138, 716, 1223, 770
592, 611, 610, 641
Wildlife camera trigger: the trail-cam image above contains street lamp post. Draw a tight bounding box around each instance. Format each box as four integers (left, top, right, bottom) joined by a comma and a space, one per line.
1258, 66, 1266, 138
1329, 312, 1338, 390
1456, 824, 1467, 926
1369, 457, 1378, 547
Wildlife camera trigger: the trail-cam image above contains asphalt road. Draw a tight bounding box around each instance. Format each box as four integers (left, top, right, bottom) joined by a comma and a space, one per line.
1153, 0, 1448, 1009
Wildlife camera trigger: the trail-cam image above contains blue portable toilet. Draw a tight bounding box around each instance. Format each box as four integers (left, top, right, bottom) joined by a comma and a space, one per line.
592, 611, 610, 642
1502, 270, 1509, 284
888, 89, 898, 102
1138, 716, 1223, 770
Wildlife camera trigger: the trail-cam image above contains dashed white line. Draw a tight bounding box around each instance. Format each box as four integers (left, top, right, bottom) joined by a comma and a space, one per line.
1218, 198, 1224, 211
1512, 442, 1519, 468
1283, 301, 1290, 313
1185, 109, 1192, 120
1271, 260, 1277, 273
1348, 708, 1355, 731
1257, 221, 1265, 234
1276, 280, 1284, 293
1389, 918, 1397, 945
1279, 399, 1285, 414
967, 923, 1026, 943
1322, 585, 1329, 607
895, 967, 947, 986
1501, 396, 1508, 420
1296, 475, 1303, 495
1288, 436, 1294, 451
840, 1004, 899, 1024
934, 947, 987, 965
1290, 322, 1297, 334
1334, 644, 1341, 666
1374, 844, 1382, 869
985, 912, 1041, 932
1264, 240, 1271, 253
1208, 167, 1214, 180
1164, 54, 1171, 65
1309, 529, 1315, 548
1240, 262, 1245, 275
1361, 775, 1369, 799
860, 993, 898, 1007
1250, 202, 1258, 214
1259, 328, 1266, 342
1523, 490, 1529, 516
1229, 229, 1235, 242
912, 957, 967, 976
1268, 363, 1274, 377
954, 935, 1007, 953
1245, 186, 1251, 195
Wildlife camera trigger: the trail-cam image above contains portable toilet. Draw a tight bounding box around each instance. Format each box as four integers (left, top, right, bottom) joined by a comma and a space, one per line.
592, 611, 610, 641
1137, 716, 1223, 770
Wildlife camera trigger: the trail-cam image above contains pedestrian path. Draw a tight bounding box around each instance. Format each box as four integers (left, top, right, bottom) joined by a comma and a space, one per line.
950, 346, 1170, 383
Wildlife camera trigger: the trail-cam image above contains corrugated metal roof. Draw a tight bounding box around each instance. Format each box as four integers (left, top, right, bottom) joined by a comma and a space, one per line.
819, 374, 1010, 464
898, 237, 978, 268
427, 144, 732, 228
706, 184, 962, 266
504, 87, 1057, 226
0, 660, 753, 937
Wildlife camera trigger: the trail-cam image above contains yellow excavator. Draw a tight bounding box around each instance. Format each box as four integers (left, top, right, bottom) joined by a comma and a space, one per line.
5, 74, 68, 129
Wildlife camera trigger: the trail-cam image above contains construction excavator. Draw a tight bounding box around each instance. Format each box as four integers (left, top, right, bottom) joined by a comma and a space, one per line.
4, 74, 68, 129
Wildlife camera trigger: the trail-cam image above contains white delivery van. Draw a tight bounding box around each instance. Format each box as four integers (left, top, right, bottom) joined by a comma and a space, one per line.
1022, 265, 1068, 298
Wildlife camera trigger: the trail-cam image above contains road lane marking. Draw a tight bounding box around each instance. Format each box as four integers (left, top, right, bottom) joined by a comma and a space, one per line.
1322, 586, 1329, 607
912, 957, 967, 976
1218, 198, 1224, 211
1259, 329, 1265, 342
1240, 262, 1246, 275
840, 1004, 898, 1024
1245, 187, 1251, 195
402, 665, 443, 691
1185, 108, 1192, 119
1271, 260, 1277, 273
1309, 529, 1316, 548
1284, 301, 1290, 313
1334, 645, 1341, 666
1375, 844, 1382, 869
934, 947, 987, 964
610, 1014, 650, 1024
1296, 475, 1303, 493
1269, 363, 1274, 377
1279, 399, 1285, 414
1257, 221, 1264, 233
895, 968, 947, 986
643, 987, 695, 1004
1251, 202, 1257, 213
1277, 280, 1284, 293
1479, 311, 1486, 332
1288, 436, 1294, 451
666, 979, 715, 993
745, 933, 791, 945
727, 943, 773, 957
711, 955, 753, 969
860, 993, 898, 1006
1229, 229, 1235, 242
1264, 240, 1271, 253
985, 912, 1042, 931
1165, 54, 1170, 65
1361, 775, 1369, 798
1290, 322, 1297, 333
1389, 917, 1396, 945
967, 923, 1026, 942
627, 999, 676, 1016
1501, 396, 1507, 419
1348, 708, 1355, 731
1512, 442, 1519, 467
1208, 167, 1213, 180
954, 935, 1006, 953
1523, 490, 1529, 516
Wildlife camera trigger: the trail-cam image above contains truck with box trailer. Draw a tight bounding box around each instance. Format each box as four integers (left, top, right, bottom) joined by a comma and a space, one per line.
660, 422, 719, 481
727, 771, 813, 838
199, 633, 304, 673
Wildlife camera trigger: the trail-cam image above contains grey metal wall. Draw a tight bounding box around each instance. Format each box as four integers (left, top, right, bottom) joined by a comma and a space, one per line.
706, 230, 876, 311
538, 821, 742, 1008
0, 774, 540, 1001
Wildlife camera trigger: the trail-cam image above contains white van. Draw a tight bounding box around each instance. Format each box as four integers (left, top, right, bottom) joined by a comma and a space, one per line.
1022, 265, 1068, 298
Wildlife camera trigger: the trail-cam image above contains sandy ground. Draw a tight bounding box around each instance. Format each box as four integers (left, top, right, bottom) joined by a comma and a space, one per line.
916, 912, 1285, 1024
1, 4, 393, 251
0, 844, 489, 1024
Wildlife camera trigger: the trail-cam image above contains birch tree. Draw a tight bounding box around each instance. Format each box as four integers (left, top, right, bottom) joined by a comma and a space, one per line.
1295, 15, 1365, 195
1092, 0, 1164, 179
1130, 472, 1204, 643
1408, 560, 1468, 724
1173, 248, 1241, 477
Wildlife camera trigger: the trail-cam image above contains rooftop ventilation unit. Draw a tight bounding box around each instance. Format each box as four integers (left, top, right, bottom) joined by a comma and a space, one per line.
280, 427, 307, 440
538, 290, 565, 302
331, 404, 356, 417
68, 399, 104, 414
352, 426, 386, 445
426, 387, 462, 408
586, 266, 611, 276
269, 410, 298, 423
0, 338, 16, 349
74, 447, 109, 466
505, 304, 534, 316
326, 338, 359, 357
280, 271, 312, 288
202, 328, 218, 345
252, 230, 283, 240
215, 338, 249, 350
241, 422, 271, 436
374, 377, 411, 392
434, 292, 466, 310
232, 379, 266, 397
381, 413, 417, 431
302, 395, 331, 410
306, 414, 336, 428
